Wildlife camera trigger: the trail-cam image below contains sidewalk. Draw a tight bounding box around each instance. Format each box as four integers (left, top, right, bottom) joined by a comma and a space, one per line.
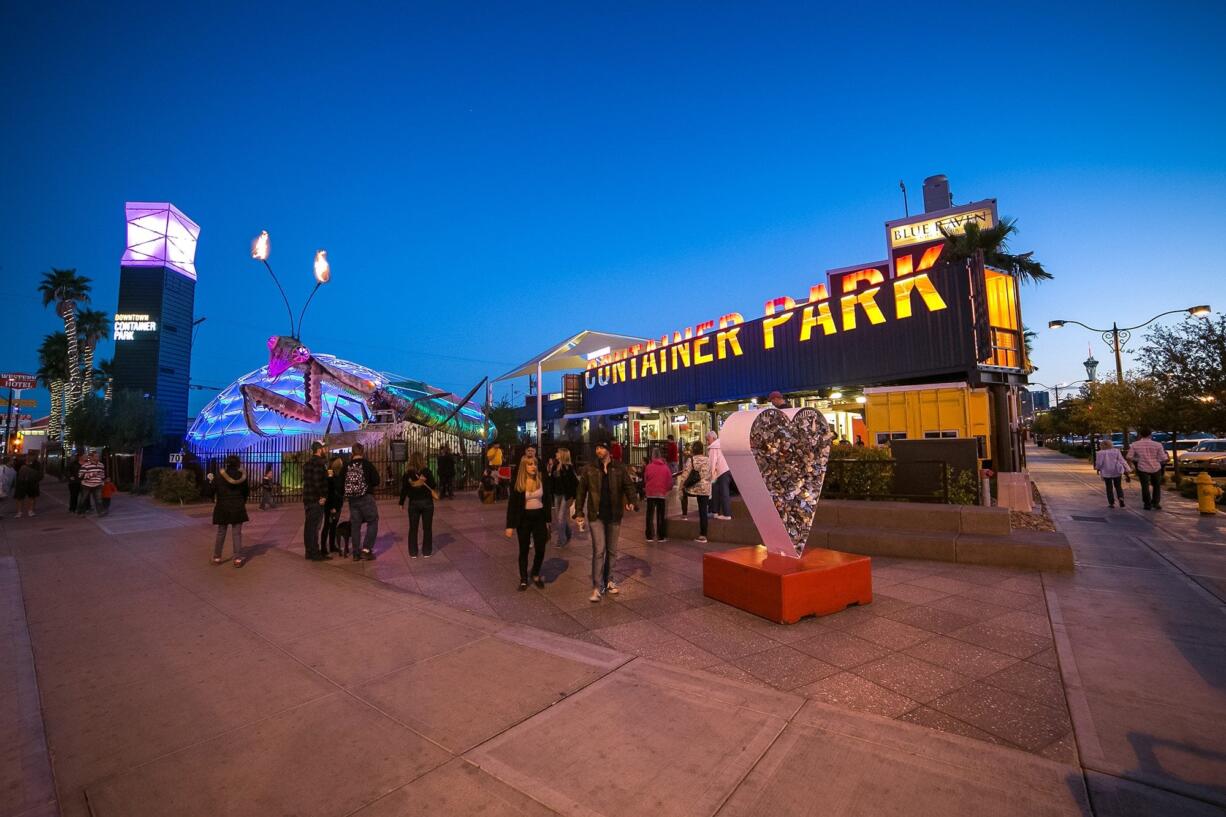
2, 466, 1223, 816
1027, 445, 1226, 811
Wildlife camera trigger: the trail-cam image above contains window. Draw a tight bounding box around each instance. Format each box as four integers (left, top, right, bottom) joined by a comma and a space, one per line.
159, 366, 175, 374
875, 432, 907, 445
924, 430, 959, 439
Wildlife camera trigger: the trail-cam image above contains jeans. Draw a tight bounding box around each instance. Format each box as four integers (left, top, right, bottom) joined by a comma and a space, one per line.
517, 508, 549, 580
1138, 470, 1163, 508
694, 494, 710, 537
322, 504, 341, 551
646, 497, 667, 540
1103, 477, 1124, 506
589, 520, 620, 590
303, 502, 324, 558
348, 494, 379, 553
680, 491, 689, 517
439, 474, 455, 499
712, 472, 731, 517
552, 494, 573, 546
214, 524, 243, 559
68, 481, 80, 513
407, 500, 434, 556
79, 485, 102, 516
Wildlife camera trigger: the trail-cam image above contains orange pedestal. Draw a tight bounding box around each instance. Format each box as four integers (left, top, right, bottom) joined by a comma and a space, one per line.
702, 546, 872, 624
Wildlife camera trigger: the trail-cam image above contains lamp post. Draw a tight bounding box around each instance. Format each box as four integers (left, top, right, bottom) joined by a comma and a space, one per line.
1049, 305, 1211, 452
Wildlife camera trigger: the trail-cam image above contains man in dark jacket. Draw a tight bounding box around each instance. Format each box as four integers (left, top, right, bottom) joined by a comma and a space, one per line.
302, 441, 330, 561
66, 452, 82, 513
437, 445, 456, 499
574, 440, 637, 603
344, 442, 381, 560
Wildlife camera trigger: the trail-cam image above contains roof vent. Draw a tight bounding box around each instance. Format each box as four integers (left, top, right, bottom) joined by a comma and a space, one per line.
922, 175, 952, 213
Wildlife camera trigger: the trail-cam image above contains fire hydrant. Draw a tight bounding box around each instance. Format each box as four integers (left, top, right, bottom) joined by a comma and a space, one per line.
1196, 472, 1222, 515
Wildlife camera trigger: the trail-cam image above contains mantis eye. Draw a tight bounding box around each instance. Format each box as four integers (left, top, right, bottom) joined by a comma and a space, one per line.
267, 337, 278, 350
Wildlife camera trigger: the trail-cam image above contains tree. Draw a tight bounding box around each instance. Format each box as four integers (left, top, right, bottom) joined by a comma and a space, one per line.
939, 218, 1052, 284
38, 268, 91, 414
108, 390, 158, 487
487, 398, 519, 448
1137, 315, 1226, 434
36, 332, 69, 442
65, 395, 111, 448
76, 309, 110, 396
97, 358, 115, 402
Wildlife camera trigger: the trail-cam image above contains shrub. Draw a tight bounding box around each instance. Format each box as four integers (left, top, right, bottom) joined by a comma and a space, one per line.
152, 469, 200, 504
145, 467, 173, 490
945, 466, 981, 505
823, 445, 894, 499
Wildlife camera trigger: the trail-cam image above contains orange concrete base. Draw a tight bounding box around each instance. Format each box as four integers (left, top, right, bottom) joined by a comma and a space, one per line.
702, 546, 872, 624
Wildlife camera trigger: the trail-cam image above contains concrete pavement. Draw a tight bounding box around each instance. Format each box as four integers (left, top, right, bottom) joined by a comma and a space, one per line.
3, 455, 1224, 816
1028, 445, 1226, 811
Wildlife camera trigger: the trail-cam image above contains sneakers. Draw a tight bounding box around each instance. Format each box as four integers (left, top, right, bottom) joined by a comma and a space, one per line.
13, 512, 23, 518
28, 511, 35, 517
715, 514, 732, 521
645, 537, 656, 543
606, 581, 620, 595
589, 589, 602, 603
695, 535, 708, 543
658, 538, 668, 543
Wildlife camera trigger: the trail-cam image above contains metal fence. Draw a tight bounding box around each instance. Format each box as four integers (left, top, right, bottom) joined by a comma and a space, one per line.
185, 423, 486, 505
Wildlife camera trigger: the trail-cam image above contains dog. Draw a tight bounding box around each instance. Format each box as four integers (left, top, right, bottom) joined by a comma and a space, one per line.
335, 520, 352, 557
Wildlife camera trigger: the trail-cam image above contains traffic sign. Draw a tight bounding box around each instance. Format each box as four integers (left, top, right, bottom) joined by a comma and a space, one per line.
0, 373, 37, 390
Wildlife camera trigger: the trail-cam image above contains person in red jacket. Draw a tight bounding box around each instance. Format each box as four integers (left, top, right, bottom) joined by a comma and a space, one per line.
609, 439, 623, 462
642, 449, 673, 542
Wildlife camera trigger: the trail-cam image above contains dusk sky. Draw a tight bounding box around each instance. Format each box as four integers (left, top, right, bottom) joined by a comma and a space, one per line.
2, 2, 1224, 419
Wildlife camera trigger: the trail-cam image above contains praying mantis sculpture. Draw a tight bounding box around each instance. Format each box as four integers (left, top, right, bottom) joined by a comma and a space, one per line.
239, 233, 484, 437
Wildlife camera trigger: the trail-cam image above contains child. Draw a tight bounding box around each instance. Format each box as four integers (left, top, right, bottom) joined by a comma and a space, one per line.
101, 478, 117, 516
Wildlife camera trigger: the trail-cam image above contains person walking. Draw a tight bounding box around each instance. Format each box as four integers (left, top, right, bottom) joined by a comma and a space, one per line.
573, 441, 637, 603
546, 447, 578, 547
643, 448, 672, 542
344, 443, 381, 560
259, 464, 275, 510
14, 457, 42, 518
437, 445, 456, 499
682, 441, 713, 542
664, 434, 680, 473
0, 458, 16, 516
1127, 428, 1169, 511
1094, 440, 1129, 509
707, 430, 731, 520
301, 441, 330, 561
206, 455, 249, 567
100, 478, 117, 515
66, 451, 82, 513
506, 456, 551, 590
78, 452, 106, 517
399, 451, 437, 558
322, 456, 345, 555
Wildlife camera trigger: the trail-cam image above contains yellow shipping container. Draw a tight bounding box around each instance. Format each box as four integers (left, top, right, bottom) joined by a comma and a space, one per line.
864, 382, 991, 458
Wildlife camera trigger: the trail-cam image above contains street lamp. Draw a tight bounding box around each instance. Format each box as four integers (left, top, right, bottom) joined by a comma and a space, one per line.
1048, 305, 1212, 385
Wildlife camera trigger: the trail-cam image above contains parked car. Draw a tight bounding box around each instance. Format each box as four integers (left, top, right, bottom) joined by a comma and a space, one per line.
1178, 439, 1226, 477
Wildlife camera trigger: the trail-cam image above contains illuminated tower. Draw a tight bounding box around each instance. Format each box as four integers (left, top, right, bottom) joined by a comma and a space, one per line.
111, 202, 199, 458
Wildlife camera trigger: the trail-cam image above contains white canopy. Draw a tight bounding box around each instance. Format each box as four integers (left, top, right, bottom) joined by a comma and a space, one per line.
495, 329, 647, 447
494, 330, 646, 382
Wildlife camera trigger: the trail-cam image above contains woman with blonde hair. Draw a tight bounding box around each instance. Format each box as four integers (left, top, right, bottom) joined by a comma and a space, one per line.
547, 447, 578, 546
399, 451, 437, 557
506, 456, 552, 590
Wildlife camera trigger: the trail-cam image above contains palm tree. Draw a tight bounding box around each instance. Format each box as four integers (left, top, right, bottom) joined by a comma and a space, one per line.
97, 358, 115, 402
76, 309, 110, 395
37, 332, 70, 442
939, 218, 1052, 284
38, 269, 92, 412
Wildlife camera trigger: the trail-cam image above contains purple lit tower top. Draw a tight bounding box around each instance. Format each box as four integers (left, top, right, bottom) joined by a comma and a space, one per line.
121, 202, 201, 280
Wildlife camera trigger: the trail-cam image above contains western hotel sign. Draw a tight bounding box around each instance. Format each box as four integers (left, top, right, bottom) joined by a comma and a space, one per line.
583, 200, 1006, 411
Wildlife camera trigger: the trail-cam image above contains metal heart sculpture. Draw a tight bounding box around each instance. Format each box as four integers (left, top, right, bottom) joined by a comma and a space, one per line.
721, 407, 834, 558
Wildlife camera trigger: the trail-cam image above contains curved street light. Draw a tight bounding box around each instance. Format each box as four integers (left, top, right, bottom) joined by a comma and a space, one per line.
1048, 305, 1211, 385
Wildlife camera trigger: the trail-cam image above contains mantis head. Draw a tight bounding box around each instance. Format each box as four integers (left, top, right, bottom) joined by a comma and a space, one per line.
266, 336, 311, 379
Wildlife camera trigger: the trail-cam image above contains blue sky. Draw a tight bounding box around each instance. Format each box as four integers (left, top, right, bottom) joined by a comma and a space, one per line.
2, 2, 1224, 419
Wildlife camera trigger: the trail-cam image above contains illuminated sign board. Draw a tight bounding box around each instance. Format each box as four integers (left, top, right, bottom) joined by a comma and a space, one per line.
114, 313, 158, 341
886, 203, 996, 250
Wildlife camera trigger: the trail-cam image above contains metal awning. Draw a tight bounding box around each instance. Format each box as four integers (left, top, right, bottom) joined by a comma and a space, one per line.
494, 330, 646, 382
562, 406, 653, 420
494, 330, 647, 447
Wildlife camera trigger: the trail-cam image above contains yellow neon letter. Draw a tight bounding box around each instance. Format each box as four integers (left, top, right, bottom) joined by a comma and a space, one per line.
763, 311, 793, 349
717, 326, 743, 359
799, 303, 837, 340
693, 336, 713, 365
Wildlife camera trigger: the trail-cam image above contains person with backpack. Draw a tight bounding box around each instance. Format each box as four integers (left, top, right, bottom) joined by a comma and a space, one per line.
682, 441, 712, 543
301, 441, 330, 561
344, 442, 381, 560
643, 449, 672, 542
1094, 439, 1129, 509
78, 452, 106, 517
399, 451, 437, 558
547, 447, 578, 546
206, 455, 249, 567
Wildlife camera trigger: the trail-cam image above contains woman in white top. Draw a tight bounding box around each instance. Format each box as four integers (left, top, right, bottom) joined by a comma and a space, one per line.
506, 457, 552, 590
1094, 439, 1130, 508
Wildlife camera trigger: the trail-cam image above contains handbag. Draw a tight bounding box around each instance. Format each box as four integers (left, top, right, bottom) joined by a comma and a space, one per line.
683, 466, 700, 490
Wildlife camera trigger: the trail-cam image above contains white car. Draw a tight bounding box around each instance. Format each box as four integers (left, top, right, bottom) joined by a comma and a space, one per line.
1178, 439, 1226, 477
